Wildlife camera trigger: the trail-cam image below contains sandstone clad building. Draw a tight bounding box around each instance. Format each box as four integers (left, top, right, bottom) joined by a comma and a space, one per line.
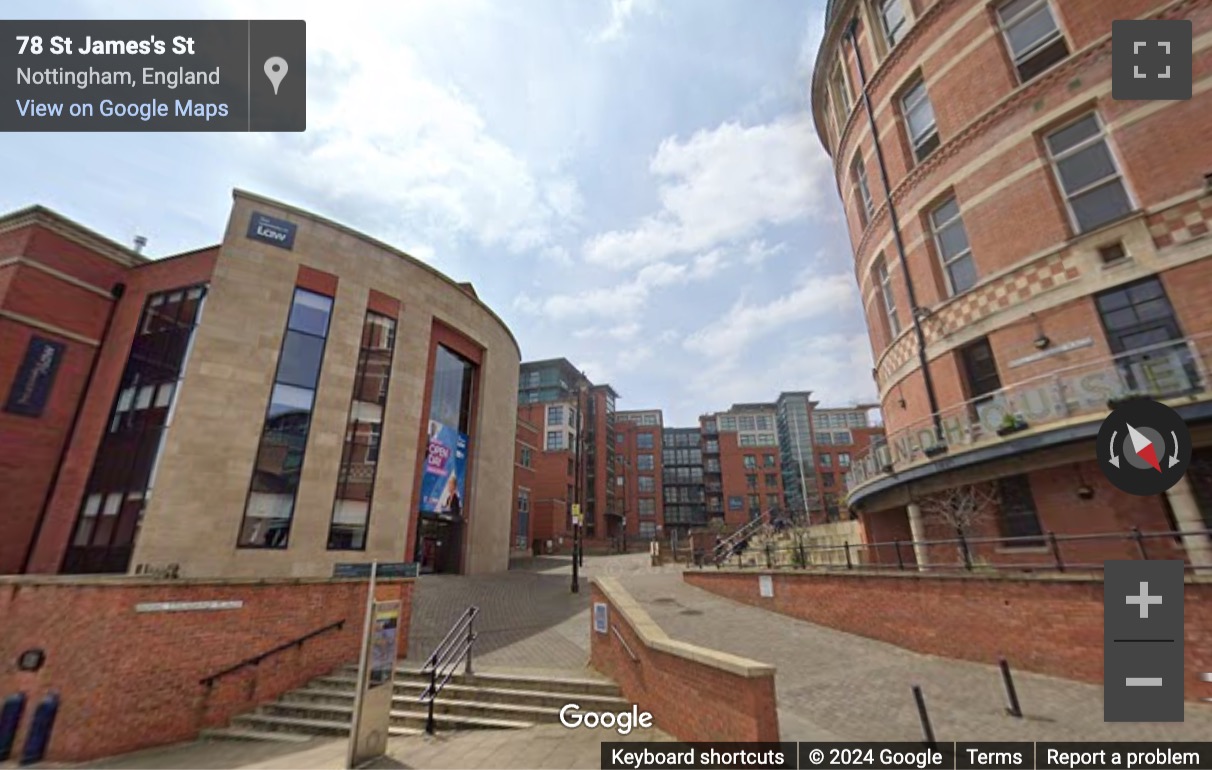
1, 190, 520, 577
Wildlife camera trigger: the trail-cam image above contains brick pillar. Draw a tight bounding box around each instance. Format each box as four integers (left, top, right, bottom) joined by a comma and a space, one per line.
1164, 475, 1212, 569
907, 502, 929, 571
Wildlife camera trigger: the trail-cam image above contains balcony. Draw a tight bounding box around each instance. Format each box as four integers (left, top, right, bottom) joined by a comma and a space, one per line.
846, 336, 1211, 499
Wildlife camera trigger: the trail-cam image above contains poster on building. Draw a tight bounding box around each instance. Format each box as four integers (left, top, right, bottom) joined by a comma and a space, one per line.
368, 601, 400, 689
420, 419, 468, 516
4, 337, 65, 417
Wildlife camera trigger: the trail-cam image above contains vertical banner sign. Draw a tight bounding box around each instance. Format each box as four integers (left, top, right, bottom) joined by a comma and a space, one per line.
420, 419, 468, 516
4, 337, 65, 417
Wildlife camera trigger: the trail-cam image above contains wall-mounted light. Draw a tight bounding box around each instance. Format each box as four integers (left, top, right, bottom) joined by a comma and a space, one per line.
896, 384, 907, 409
1034, 335, 1051, 350
1075, 463, 1095, 500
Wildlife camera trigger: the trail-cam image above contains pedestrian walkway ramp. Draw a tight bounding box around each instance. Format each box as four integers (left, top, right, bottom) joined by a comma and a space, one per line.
200, 665, 628, 744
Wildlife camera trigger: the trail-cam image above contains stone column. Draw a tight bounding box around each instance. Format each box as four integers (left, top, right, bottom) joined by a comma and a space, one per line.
907, 502, 929, 571
1164, 475, 1212, 569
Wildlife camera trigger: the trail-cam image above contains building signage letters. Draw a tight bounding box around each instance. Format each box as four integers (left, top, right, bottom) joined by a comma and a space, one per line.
1008, 337, 1093, 368
135, 600, 244, 613
850, 349, 1198, 488
4, 336, 65, 417
333, 562, 420, 579
246, 211, 297, 250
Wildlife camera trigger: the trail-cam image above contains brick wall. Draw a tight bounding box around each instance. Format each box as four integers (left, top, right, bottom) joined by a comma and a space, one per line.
0, 576, 412, 762
590, 577, 779, 743
684, 569, 1212, 701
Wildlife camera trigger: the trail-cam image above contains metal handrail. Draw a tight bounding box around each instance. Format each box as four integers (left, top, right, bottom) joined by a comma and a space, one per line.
611, 625, 639, 663
199, 619, 345, 687
417, 605, 479, 734
711, 510, 772, 565
717, 526, 1212, 574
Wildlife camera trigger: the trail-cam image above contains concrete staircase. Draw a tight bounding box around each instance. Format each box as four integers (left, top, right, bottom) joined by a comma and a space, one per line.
201, 665, 628, 743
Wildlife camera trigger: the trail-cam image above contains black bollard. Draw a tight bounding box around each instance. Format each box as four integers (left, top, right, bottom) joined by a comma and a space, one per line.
999, 658, 1023, 717
912, 685, 936, 748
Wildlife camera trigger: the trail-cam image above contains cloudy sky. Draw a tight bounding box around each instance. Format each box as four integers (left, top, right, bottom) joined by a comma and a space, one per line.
3, 0, 876, 425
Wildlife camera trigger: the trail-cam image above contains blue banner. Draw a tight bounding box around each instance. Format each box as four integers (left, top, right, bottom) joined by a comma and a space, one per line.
4, 337, 65, 417
419, 419, 468, 516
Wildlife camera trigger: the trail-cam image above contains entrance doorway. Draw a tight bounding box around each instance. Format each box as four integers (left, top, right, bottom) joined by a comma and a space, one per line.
416, 516, 463, 574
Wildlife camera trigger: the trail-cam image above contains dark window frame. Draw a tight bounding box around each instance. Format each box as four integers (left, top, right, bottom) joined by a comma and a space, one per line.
995, 475, 1045, 546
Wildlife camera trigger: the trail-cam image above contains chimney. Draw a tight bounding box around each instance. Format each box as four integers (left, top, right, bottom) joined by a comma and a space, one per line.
133, 235, 148, 254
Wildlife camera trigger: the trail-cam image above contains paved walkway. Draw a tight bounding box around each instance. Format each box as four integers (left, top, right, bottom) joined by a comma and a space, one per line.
614, 558, 1212, 742
73, 724, 670, 770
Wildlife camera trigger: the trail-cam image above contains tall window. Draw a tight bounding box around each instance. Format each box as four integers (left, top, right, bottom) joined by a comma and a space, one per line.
516, 489, 530, 548
852, 154, 875, 226
820, 454, 833, 468
743, 455, 756, 469
637, 453, 654, 470
64, 286, 207, 574
997, 0, 1069, 82
961, 337, 1003, 406
930, 197, 978, 295
419, 344, 477, 522
1045, 114, 1133, 234
636, 432, 654, 449
764, 454, 777, 468
879, 0, 908, 48
547, 405, 564, 426
830, 61, 852, 135
638, 475, 655, 492
875, 255, 901, 337
996, 476, 1044, 546
638, 499, 656, 517
1096, 278, 1198, 396
900, 78, 940, 162
765, 474, 779, 489
240, 288, 333, 549
746, 474, 758, 490
547, 431, 563, 450
328, 312, 397, 550
839, 452, 851, 467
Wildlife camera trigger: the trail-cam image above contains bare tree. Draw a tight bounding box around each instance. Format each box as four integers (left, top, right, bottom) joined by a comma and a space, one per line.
919, 483, 1000, 563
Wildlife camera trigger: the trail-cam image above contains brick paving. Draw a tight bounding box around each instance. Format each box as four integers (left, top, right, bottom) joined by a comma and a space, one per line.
610, 554, 1212, 742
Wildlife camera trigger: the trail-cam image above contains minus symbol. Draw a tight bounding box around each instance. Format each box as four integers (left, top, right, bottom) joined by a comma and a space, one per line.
1126, 678, 1163, 687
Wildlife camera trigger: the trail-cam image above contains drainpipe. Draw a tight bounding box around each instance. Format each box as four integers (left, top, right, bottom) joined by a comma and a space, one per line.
21, 282, 127, 573
843, 19, 944, 444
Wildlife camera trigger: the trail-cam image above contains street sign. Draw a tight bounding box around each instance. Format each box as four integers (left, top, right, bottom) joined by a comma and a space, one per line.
571, 504, 582, 526
334, 562, 419, 579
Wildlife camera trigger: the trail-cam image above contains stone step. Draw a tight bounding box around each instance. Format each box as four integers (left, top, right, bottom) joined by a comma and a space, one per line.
282, 688, 573, 723
334, 666, 620, 697
198, 727, 314, 744
231, 712, 419, 738
310, 675, 627, 709
259, 701, 535, 732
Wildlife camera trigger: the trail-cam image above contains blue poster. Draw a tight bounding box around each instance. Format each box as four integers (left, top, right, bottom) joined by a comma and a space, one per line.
4, 337, 65, 417
419, 420, 468, 516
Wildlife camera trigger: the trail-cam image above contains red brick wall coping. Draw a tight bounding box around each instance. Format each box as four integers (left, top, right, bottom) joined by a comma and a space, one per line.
590, 577, 780, 742
683, 569, 1212, 702
693, 567, 1212, 586
0, 575, 417, 587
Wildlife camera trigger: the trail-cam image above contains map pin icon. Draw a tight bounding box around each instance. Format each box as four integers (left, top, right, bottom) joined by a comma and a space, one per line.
264, 57, 288, 95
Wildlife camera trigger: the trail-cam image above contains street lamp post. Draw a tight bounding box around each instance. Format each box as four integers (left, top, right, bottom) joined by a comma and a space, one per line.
571, 373, 587, 592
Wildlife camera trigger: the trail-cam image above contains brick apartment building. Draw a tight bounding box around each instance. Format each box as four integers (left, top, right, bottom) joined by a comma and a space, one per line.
813, 0, 1212, 567
0, 193, 520, 578
615, 410, 665, 544
511, 415, 538, 552
515, 359, 622, 551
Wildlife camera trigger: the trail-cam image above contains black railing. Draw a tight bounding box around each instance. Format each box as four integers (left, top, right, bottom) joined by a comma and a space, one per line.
417, 606, 479, 734
711, 510, 772, 566
699, 527, 1212, 574
199, 619, 345, 687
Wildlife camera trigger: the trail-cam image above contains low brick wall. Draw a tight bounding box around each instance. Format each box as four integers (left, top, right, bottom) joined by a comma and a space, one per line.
0, 575, 413, 762
684, 569, 1212, 701
590, 577, 779, 742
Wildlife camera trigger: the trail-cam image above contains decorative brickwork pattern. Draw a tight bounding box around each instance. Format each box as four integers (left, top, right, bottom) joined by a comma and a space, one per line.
1149, 194, 1212, 248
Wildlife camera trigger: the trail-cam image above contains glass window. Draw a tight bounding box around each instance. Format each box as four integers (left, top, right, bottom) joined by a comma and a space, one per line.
755, 416, 772, 431
738, 416, 756, 431
637, 454, 654, 470
875, 255, 901, 337
901, 79, 940, 161
930, 196, 978, 295
739, 434, 756, 446
548, 405, 564, 426
638, 476, 655, 492
638, 498, 656, 517
834, 431, 852, 444
764, 454, 777, 468
744, 455, 757, 469
839, 452, 851, 467
547, 431, 563, 450
637, 432, 654, 449
820, 453, 833, 467
287, 289, 333, 337
276, 330, 326, 389
997, 0, 1069, 82
880, 0, 908, 47
747, 494, 760, 510
1095, 278, 1196, 396
852, 153, 875, 227
728, 496, 743, 510
830, 61, 852, 134
822, 473, 836, 487
746, 474, 758, 489
996, 476, 1044, 546
430, 346, 476, 434
1045, 114, 1132, 234
815, 432, 833, 444
765, 473, 779, 489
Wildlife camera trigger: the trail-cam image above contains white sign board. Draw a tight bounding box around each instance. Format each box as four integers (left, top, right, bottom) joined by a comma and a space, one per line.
593, 602, 608, 634
135, 600, 243, 613
758, 575, 774, 598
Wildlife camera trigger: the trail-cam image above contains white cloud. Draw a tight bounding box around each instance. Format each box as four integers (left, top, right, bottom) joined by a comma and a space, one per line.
597, 0, 658, 42
683, 272, 856, 363
742, 240, 787, 266
573, 321, 642, 341
583, 113, 833, 270
618, 345, 655, 370
540, 245, 574, 265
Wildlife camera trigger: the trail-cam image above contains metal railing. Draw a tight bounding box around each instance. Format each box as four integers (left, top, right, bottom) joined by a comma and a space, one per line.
417, 606, 479, 734
849, 335, 1212, 492
711, 510, 772, 565
702, 527, 1212, 574
199, 619, 345, 688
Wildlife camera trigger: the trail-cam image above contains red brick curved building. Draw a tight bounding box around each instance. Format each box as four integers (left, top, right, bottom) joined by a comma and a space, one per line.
812, 0, 1212, 568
